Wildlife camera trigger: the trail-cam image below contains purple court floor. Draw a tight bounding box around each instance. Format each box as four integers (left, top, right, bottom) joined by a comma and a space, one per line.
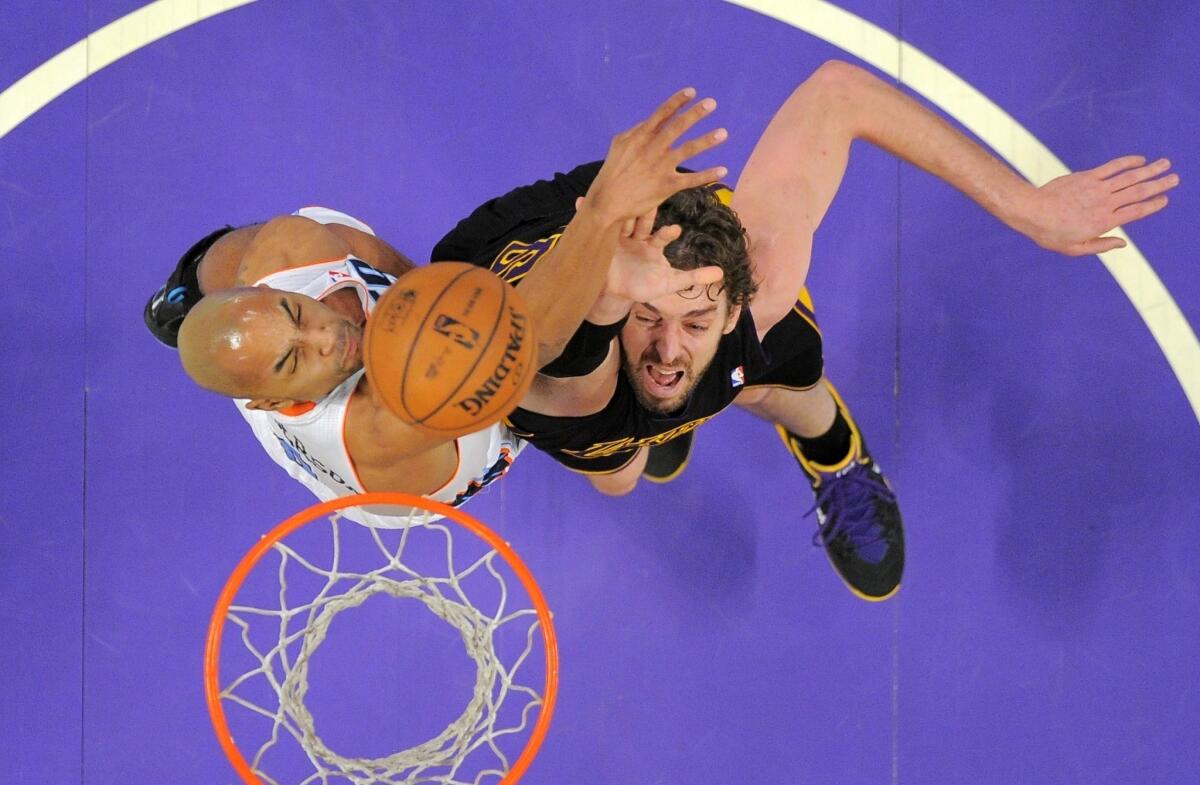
2, 2, 1198, 783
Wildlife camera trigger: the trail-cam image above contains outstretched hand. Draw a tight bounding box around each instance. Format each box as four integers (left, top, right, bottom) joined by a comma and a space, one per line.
1022, 156, 1179, 256
584, 88, 729, 224
605, 219, 723, 304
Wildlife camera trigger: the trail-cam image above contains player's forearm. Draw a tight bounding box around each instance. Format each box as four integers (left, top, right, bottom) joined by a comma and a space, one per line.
832, 61, 1038, 231
516, 204, 622, 366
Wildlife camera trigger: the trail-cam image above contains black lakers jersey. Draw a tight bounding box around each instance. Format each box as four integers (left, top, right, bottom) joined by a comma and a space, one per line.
431, 161, 824, 473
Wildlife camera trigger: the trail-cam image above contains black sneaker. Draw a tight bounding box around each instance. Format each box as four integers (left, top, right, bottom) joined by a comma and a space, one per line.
642, 430, 695, 483
777, 424, 904, 601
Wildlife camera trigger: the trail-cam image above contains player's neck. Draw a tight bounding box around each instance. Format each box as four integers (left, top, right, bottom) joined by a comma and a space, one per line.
322, 288, 366, 326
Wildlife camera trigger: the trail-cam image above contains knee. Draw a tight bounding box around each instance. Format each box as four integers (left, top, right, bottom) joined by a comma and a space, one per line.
589, 473, 639, 497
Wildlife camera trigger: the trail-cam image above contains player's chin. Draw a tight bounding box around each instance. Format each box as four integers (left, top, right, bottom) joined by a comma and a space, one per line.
633, 372, 693, 414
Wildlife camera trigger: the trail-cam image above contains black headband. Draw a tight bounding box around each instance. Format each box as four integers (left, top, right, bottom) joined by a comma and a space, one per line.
143, 225, 236, 347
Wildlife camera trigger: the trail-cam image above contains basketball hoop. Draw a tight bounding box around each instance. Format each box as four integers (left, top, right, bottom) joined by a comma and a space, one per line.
204, 493, 558, 784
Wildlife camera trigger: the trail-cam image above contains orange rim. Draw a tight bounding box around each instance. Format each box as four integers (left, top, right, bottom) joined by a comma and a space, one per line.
204, 492, 559, 785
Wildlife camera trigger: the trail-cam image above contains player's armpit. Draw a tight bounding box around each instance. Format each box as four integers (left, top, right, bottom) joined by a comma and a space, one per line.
733, 63, 850, 335
195, 224, 263, 293
234, 215, 356, 286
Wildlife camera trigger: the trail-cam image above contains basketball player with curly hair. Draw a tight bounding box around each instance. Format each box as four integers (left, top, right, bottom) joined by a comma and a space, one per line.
433, 60, 1177, 600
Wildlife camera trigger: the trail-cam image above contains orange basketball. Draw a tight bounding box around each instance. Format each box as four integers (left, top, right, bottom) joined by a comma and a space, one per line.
364, 262, 537, 434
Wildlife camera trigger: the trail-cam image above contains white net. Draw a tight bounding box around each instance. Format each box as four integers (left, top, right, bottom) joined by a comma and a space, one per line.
214, 508, 549, 785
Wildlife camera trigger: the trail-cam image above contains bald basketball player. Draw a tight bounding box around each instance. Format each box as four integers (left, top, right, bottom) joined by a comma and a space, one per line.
163, 91, 730, 525
434, 60, 1178, 598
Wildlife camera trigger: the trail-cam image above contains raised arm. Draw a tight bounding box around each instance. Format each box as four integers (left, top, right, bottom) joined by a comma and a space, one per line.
515, 89, 729, 367
737, 59, 1180, 335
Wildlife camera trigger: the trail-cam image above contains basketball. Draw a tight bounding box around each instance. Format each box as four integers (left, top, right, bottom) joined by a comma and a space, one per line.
364, 262, 537, 433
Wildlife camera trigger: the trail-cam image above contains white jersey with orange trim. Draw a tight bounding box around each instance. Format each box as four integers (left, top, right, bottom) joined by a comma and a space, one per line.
233, 207, 524, 527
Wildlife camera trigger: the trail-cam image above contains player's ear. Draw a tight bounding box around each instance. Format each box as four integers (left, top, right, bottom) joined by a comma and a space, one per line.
245, 397, 295, 411
722, 302, 742, 334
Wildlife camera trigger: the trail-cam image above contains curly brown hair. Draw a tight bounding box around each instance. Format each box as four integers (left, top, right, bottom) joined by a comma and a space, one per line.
653, 186, 757, 308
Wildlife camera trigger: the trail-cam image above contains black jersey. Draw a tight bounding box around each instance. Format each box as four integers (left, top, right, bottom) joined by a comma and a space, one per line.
431, 162, 824, 473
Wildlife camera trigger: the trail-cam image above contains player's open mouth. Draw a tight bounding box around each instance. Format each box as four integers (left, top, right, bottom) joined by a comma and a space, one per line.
643, 364, 684, 396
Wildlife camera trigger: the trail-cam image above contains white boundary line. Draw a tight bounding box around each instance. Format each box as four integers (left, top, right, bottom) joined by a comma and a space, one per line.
1, 0, 1196, 423
0, 0, 258, 139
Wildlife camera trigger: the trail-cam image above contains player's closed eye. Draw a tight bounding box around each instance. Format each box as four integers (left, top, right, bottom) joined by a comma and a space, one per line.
685, 323, 707, 333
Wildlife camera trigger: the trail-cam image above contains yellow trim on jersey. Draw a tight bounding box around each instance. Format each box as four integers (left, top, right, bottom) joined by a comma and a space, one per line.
563, 451, 641, 476
489, 232, 564, 283
641, 442, 693, 484
561, 415, 713, 460
787, 286, 821, 336
710, 183, 734, 206
740, 380, 822, 393
797, 286, 815, 313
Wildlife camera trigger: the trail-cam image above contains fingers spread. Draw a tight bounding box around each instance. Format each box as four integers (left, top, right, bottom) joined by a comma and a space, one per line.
1106, 158, 1173, 190
671, 128, 728, 165
1092, 155, 1147, 179
1113, 194, 1169, 224
659, 97, 717, 148
645, 88, 698, 134
649, 223, 682, 248
677, 166, 729, 191
1112, 172, 1180, 207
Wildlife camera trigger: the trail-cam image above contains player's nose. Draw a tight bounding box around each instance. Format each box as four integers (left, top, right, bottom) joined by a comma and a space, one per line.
656, 327, 683, 364
307, 321, 338, 356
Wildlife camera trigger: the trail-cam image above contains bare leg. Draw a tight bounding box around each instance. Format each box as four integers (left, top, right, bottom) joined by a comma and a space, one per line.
585, 447, 650, 497
739, 378, 902, 601
735, 380, 837, 440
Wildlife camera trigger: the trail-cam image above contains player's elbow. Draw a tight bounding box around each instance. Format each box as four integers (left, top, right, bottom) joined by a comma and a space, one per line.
787, 60, 871, 127
811, 59, 867, 87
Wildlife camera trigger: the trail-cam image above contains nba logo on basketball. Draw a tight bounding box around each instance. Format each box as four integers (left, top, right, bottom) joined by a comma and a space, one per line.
730, 365, 744, 388
433, 314, 481, 349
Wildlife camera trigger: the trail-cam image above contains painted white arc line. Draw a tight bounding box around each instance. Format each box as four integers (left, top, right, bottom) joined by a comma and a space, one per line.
0, 0, 259, 140
723, 0, 1200, 426
0, 0, 1195, 424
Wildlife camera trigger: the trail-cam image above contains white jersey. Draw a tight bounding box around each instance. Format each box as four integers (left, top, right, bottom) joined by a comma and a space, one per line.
234, 207, 524, 527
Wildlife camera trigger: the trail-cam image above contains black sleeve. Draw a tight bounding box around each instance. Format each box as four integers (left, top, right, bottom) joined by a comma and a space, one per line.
539, 315, 628, 377
431, 161, 604, 266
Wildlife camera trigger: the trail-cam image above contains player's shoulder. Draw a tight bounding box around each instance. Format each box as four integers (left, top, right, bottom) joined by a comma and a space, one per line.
255, 213, 329, 241
236, 215, 353, 285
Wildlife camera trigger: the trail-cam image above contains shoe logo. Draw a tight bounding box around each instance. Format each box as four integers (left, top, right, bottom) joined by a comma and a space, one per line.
730, 365, 744, 388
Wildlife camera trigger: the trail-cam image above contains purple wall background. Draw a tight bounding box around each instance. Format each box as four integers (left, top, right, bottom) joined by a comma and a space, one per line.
1, 1, 1197, 783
